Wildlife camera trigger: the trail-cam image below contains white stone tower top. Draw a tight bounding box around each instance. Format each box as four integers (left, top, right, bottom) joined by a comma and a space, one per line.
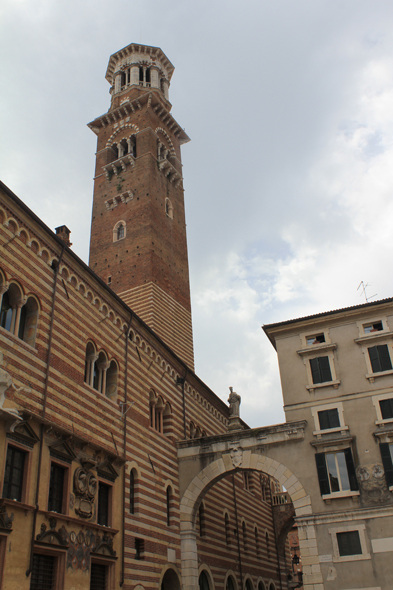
105, 43, 175, 102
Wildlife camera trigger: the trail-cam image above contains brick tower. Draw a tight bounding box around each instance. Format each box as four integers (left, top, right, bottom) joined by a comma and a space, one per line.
88, 44, 194, 369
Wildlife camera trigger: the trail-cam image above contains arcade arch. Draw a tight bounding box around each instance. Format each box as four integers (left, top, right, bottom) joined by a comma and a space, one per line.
179, 449, 322, 590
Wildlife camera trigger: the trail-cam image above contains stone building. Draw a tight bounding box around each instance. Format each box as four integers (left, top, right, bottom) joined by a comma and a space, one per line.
0, 43, 287, 590
264, 298, 393, 590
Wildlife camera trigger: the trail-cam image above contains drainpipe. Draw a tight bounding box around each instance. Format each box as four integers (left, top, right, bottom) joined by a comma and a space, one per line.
232, 474, 243, 590
26, 247, 64, 577
120, 314, 133, 587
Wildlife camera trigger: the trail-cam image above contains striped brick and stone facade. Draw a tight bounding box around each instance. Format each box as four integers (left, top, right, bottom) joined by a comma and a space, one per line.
0, 137, 284, 590
0, 43, 289, 590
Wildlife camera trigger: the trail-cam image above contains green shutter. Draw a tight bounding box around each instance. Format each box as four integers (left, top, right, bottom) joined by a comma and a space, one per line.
315, 453, 330, 495
380, 399, 393, 420
319, 356, 332, 382
310, 358, 321, 384
344, 448, 358, 491
380, 443, 393, 487
368, 346, 381, 372
327, 408, 340, 428
377, 345, 392, 371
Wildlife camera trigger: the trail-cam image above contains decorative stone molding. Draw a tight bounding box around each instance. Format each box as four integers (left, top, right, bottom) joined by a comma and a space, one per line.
36, 517, 68, 546
105, 192, 133, 211
0, 505, 13, 531
73, 466, 97, 519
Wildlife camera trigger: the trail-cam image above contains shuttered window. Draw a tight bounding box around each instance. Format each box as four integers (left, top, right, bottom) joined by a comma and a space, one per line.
379, 443, 393, 487
3, 446, 26, 502
380, 398, 393, 420
336, 531, 362, 556
30, 554, 55, 590
310, 357, 332, 384
318, 408, 340, 430
315, 449, 358, 495
90, 562, 107, 590
48, 464, 65, 513
368, 345, 392, 373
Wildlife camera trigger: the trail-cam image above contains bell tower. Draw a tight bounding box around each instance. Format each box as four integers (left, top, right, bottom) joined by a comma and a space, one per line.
88, 44, 194, 370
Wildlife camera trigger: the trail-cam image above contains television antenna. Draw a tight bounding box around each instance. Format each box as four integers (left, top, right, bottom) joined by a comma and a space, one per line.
357, 281, 377, 303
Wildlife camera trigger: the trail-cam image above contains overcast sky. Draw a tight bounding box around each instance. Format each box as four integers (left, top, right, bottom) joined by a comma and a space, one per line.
1, 0, 393, 428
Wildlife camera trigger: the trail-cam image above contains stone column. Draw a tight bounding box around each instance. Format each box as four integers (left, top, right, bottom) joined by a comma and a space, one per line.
88, 354, 99, 388
100, 362, 110, 396
150, 67, 159, 88
181, 524, 199, 590
162, 79, 169, 100
130, 65, 139, 86
0, 283, 9, 311
114, 72, 122, 94
12, 298, 25, 336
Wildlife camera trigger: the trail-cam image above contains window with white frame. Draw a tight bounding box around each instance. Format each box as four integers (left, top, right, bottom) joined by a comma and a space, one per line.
368, 344, 392, 373
355, 317, 393, 381
310, 356, 332, 384
297, 333, 339, 392
380, 398, 393, 420
113, 220, 126, 243
311, 402, 347, 436
306, 333, 326, 345
315, 448, 358, 497
318, 408, 339, 430
329, 523, 370, 562
363, 320, 383, 333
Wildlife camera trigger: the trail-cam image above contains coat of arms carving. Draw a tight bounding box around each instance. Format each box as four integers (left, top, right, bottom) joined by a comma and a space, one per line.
73, 466, 97, 519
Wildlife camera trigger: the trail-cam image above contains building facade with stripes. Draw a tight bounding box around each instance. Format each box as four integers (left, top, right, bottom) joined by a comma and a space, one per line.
0, 43, 287, 590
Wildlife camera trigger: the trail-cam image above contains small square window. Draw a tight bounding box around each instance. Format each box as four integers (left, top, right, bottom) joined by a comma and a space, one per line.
364, 321, 383, 334
318, 408, 340, 430
135, 538, 144, 560
336, 531, 362, 556
368, 344, 392, 373
307, 334, 325, 345
380, 398, 393, 420
310, 356, 332, 384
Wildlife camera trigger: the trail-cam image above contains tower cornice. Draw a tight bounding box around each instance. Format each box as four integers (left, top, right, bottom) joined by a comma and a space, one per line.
87, 92, 190, 144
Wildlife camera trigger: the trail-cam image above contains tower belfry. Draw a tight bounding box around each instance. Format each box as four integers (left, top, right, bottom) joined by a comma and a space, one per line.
88, 43, 194, 369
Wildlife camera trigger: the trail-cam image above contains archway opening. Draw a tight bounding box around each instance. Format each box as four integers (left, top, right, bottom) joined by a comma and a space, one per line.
161, 568, 181, 590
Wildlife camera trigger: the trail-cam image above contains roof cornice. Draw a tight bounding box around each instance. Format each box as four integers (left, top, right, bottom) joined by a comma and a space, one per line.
105, 43, 174, 84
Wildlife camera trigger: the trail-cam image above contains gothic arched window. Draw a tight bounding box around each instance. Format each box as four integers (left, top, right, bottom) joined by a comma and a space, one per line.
117, 224, 124, 240
113, 221, 126, 243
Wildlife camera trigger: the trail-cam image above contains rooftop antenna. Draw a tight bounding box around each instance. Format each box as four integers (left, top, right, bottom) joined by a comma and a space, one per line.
357, 281, 377, 303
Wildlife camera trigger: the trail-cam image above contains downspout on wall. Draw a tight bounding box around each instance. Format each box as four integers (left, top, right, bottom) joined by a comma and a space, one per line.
26, 247, 65, 577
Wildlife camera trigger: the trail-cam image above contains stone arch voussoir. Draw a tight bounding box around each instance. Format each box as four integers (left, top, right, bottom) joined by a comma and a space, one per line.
180, 452, 311, 528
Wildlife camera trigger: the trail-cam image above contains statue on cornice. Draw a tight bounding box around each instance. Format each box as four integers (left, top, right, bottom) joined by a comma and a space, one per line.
228, 387, 241, 418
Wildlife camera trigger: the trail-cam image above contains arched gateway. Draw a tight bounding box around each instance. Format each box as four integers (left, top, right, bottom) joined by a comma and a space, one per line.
178, 421, 324, 590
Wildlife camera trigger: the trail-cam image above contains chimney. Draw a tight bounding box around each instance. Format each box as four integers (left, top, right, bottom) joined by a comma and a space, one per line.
55, 225, 72, 247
